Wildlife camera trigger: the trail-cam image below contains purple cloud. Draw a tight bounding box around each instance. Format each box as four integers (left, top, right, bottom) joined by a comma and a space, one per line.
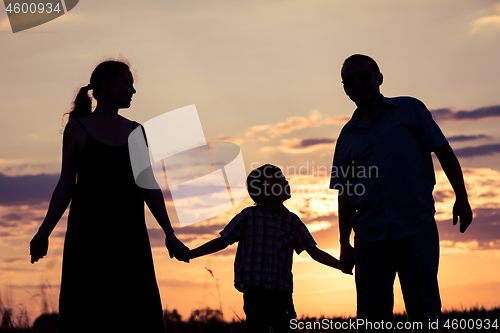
298, 138, 336, 148
453, 144, 500, 158
447, 135, 492, 142
431, 105, 500, 121
0, 173, 58, 206
437, 208, 500, 249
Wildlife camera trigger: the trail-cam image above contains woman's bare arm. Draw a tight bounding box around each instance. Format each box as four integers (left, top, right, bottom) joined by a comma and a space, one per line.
31, 120, 80, 263
143, 188, 190, 263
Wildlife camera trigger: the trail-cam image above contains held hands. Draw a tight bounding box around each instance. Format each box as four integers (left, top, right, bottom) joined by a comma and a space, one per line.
165, 233, 190, 263
30, 232, 49, 264
453, 198, 473, 233
340, 243, 355, 275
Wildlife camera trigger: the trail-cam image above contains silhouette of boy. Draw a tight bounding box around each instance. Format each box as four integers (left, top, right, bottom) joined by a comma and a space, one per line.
190, 164, 347, 333
331, 54, 473, 332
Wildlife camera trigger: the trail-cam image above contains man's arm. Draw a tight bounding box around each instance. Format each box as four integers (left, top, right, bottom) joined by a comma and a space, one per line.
434, 144, 473, 233
190, 236, 229, 259
338, 192, 356, 274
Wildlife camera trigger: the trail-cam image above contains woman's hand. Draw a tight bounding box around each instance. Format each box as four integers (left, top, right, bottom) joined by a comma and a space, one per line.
30, 232, 49, 264
165, 233, 190, 263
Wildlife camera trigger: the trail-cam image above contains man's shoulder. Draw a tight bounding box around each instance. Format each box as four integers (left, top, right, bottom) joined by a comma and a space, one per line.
337, 118, 356, 138
385, 96, 425, 108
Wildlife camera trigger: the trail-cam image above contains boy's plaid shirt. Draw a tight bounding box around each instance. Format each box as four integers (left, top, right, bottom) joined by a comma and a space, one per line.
220, 204, 316, 292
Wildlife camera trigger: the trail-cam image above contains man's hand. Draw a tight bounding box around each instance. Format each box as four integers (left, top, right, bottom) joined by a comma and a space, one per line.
434, 144, 473, 233
165, 233, 190, 263
30, 232, 49, 264
453, 198, 473, 233
340, 243, 355, 275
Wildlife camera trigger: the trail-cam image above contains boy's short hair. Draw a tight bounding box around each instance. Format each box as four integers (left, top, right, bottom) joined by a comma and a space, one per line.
246, 164, 283, 204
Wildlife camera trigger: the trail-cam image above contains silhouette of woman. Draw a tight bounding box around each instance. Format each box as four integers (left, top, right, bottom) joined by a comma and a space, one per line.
29, 60, 189, 333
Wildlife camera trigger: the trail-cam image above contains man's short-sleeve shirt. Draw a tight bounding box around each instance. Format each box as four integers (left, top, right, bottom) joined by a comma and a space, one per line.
220, 204, 316, 291
329, 96, 448, 241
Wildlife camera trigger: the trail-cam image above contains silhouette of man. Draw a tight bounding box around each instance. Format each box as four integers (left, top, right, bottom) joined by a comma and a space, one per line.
330, 54, 473, 332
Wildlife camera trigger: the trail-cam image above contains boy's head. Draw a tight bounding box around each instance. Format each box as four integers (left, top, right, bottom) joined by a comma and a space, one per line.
247, 164, 291, 204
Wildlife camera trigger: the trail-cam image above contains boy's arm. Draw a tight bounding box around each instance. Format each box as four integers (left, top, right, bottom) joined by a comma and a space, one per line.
306, 246, 351, 274
190, 236, 229, 259
338, 192, 355, 274
434, 144, 473, 233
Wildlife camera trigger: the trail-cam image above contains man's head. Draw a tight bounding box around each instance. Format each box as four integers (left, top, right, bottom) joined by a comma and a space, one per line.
247, 164, 291, 204
341, 54, 383, 106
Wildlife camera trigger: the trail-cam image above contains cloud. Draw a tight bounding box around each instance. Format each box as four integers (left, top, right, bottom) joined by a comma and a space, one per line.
0, 213, 30, 227
0, 173, 58, 206
434, 168, 500, 223
245, 104, 500, 144
245, 124, 273, 138
453, 144, 500, 158
323, 116, 351, 125
146, 223, 228, 247
471, 4, 500, 33
431, 105, 500, 122
245, 110, 323, 138
245, 110, 349, 140
0, 18, 10, 31
173, 223, 225, 236
305, 221, 332, 233
437, 208, 500, 249
3, 257, 26, 264
261, 137, 336, 154
210, 135, 244, 146
447, 134, 492, 142
289, 168, 500, 250
298, 138, 337, 148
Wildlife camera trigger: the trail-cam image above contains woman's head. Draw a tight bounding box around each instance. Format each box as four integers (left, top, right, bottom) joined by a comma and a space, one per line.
66, 60, 133, 120
89, 60, 132, 101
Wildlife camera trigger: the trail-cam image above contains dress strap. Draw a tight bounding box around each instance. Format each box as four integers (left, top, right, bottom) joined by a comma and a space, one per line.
132, 121, 149, 147
74, 117, 89, 135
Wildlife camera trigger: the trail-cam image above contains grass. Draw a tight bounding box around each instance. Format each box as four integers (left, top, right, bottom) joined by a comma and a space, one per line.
1, 274, 498, 332
1, 306, 498, 332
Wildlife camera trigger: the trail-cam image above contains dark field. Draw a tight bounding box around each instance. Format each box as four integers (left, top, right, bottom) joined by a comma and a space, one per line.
1, 306, 498, 332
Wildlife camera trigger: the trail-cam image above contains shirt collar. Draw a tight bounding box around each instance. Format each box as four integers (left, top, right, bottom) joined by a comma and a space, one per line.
346, 95, 396, 128
258, 203, 289, 217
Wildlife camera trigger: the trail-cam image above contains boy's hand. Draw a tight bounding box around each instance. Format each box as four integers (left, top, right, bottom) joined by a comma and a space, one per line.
453, 198, 473, 233
165, 233, 190, 263
340, 243, 354, 275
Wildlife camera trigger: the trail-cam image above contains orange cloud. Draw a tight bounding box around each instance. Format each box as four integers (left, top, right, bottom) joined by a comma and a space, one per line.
260, 137, 336, 154
471, 3, 500, 32
244, 110, 349, 140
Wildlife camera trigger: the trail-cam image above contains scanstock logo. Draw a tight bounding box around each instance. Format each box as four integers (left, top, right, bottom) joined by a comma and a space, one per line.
3, 0, 79, 33
128, 105, 247, 227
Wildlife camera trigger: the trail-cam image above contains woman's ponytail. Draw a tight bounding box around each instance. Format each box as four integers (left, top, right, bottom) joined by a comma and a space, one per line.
67, 84, 93, 120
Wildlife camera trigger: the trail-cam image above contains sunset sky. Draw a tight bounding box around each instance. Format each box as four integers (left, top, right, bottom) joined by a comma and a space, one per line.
1, 0, 500, 324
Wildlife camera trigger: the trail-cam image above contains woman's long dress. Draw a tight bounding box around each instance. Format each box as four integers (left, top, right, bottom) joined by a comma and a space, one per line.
58, 119, 166, 333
